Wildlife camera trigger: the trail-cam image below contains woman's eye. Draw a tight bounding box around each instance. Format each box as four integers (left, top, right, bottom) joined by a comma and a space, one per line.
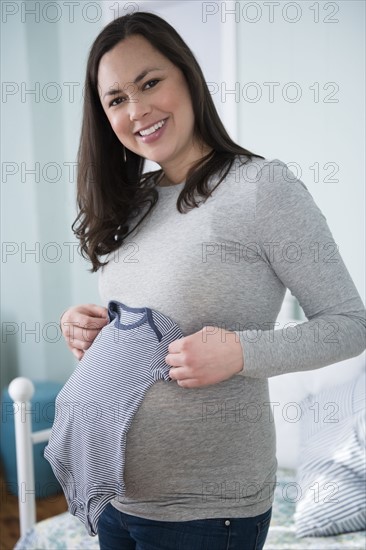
109, 97, 125, 107
108, 80, 159, 107
144, 79, 159, 90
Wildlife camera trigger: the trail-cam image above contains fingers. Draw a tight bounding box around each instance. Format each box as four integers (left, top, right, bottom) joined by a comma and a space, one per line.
60, 304, 109, 360
168, 365, 191, 383
64, 326, 101, 346
81, 304, 109, 319
62, 315, 107, 334
62, 319, 106, 350
64, 329, 99, 360
66, 340, 85, 361
168, 361, 217, 389
61, 305, 108, 326
167, 335, 186, 354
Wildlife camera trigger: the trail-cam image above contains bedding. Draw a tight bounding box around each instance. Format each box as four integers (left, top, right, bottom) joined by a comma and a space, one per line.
294, 371, 366, 537
265, 469, 366, 549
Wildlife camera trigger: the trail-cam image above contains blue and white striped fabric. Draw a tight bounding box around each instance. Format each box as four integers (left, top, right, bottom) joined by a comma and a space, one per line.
44, 301, 183, 536
294, 371, 366, 537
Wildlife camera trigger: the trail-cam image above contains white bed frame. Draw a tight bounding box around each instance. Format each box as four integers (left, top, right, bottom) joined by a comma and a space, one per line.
8, 377, 53, 537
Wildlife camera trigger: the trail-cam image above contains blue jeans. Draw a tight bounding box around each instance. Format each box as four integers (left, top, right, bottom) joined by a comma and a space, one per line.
97, 503, 272, 550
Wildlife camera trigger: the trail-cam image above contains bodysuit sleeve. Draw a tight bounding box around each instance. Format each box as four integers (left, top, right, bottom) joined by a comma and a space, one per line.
234, 159, 366, 378
149, 323, 184, 381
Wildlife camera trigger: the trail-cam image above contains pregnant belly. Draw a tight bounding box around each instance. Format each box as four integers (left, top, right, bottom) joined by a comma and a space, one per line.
119, 377, 276, 503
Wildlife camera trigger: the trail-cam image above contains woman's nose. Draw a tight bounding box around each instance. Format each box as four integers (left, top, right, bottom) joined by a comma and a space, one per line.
127, 91, 152, 121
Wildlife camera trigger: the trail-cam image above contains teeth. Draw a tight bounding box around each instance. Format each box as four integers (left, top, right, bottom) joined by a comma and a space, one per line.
139, 119, 166, 136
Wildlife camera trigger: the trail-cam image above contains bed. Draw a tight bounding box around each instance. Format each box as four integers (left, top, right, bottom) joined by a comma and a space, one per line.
9, 376, 366, 549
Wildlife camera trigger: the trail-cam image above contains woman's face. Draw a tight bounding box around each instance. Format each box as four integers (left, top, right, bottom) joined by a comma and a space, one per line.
98, 34, 203, 177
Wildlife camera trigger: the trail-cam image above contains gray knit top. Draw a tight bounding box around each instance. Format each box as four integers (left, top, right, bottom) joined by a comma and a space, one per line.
98, 156, 365, 521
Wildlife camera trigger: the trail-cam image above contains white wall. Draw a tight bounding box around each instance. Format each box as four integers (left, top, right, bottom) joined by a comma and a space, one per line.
236, 0, 365, 296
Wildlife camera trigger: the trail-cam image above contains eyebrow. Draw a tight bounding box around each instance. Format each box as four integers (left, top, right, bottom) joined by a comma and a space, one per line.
102, 68, 162, 100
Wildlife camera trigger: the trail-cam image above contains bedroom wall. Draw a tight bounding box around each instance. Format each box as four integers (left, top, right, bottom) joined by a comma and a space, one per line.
236, 0, 365, 296
1, 2, 104, 386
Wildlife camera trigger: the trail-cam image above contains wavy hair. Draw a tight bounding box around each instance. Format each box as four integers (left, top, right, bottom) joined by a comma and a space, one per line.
72, 11, 264, 271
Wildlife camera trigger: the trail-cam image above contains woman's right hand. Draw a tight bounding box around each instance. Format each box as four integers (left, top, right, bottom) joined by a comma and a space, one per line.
60, 304, 109, 360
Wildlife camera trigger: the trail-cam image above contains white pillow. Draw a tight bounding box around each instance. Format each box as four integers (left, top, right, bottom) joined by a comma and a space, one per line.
294, 370, 366, 537
269, 352, 365, 470
309, 351, 365, 394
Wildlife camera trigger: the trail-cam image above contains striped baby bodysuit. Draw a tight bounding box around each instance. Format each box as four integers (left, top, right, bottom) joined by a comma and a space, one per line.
44, 300, 183, 536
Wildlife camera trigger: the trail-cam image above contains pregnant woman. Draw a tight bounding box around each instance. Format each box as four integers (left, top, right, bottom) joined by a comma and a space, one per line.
58, 11, 366, 550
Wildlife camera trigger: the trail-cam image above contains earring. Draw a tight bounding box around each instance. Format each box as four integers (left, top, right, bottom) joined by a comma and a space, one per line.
114, 225, 122, 242
123, 146, 127, 163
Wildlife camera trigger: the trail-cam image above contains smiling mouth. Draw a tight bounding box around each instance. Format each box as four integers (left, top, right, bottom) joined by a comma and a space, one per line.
137, 119, 167, 137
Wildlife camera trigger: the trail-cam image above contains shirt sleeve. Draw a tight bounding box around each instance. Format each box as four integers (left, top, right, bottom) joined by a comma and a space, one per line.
234, 159, 366, 378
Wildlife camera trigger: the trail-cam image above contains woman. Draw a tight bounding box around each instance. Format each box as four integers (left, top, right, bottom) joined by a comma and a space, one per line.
60, 11, 366, 550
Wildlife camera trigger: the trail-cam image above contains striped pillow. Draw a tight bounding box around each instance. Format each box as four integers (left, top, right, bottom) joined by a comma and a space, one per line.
294, 370, 366, 537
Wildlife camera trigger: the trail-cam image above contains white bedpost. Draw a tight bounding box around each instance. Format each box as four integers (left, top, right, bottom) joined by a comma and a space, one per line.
8, 377, 37, 537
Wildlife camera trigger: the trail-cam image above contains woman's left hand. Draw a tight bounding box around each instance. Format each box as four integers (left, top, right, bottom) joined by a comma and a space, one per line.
166, 326, 244, 388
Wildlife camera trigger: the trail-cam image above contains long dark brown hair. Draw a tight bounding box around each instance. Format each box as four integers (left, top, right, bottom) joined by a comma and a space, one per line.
73, 11, 264, 271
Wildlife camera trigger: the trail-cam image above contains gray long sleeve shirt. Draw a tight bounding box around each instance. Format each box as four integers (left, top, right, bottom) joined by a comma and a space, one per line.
98, 156, 366, 521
